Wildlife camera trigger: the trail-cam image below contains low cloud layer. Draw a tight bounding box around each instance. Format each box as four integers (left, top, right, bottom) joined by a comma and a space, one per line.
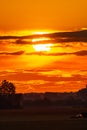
0, 51, 24, 55
1, 50, 87, 57
0, 30, 87, 44
0, 69, 86, 82
26, 50, 87, 56
0, 69, 87, 93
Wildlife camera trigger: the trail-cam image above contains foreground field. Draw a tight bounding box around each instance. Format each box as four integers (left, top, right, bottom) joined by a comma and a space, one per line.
0, 119, 87, 130
0, 107, 87, 130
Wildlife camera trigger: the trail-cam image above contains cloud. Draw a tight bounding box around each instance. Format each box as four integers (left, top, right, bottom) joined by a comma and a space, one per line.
26, 52, 69, 56
74, 50, 87, 56
0, 69, 86, 93
0, 51, 24, 55
0, 70, 86, 82
15, 39, 31, 44
1, 30, 87, 44
0, 36, 19, 40
26, 50, 87, 56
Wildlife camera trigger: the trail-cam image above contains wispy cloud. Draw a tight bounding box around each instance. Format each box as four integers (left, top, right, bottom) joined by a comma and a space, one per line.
0, 51, 24, 55
26, 50, 87, 56
74, 50, 87, 56
0, 69, 86, 93
0, 70, 86, 82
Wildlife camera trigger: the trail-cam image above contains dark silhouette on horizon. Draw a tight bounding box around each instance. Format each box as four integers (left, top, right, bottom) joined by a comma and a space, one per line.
0, 80, 87, 109
0, 80, 15, 94
0, 80, 22, 109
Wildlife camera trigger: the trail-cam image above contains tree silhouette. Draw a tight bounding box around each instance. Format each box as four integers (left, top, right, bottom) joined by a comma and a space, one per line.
0, 80, 15, 94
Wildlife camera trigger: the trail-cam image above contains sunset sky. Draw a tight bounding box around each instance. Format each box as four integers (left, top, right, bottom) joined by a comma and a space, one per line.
0, 0, 87, 33
0, 0, 87, 93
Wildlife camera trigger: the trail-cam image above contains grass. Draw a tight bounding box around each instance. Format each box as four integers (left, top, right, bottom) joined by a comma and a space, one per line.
0, 107, 87, 130
0, 118, 87, 130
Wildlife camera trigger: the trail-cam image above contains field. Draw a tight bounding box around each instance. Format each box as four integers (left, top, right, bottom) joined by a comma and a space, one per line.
0, 107, 87, 130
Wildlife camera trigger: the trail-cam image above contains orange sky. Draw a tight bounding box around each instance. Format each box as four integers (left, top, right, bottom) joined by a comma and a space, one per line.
0, 0, 87, 33
0, 32, 87, 93
0, 1, 87, 93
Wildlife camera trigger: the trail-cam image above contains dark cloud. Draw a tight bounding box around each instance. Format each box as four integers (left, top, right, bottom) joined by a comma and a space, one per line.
26, 52, 70, 56
1, 30, 87, 44
26, 50, 87, 56
74, 50, 87, 56
0, 36, 19, 40
0, 51, 24, 55
15, 39, 31, 45
53, 44, 74, 48
24, 69, 54, 73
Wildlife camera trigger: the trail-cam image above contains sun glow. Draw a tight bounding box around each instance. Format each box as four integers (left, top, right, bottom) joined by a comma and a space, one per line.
33, 44, 52, 52
32, 30, 54, 35
32, 37, 51, 43
33, 32, 49, 35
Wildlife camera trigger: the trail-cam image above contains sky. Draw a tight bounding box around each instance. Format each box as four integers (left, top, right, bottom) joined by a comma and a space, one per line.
0, 31, 87, 93
0, 0, 87, 93
0, 0, 87, 33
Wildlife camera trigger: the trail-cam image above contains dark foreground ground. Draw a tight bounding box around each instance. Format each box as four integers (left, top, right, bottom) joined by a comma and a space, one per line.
1, 119, 87, 130
0, 107, 87, 130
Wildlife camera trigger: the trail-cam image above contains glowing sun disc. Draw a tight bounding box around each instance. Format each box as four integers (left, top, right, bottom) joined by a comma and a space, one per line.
33, 44, 52, 52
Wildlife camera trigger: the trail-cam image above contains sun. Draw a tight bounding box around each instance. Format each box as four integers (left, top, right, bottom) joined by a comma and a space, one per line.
32, 37, 53, 52
33, 44, 52, 52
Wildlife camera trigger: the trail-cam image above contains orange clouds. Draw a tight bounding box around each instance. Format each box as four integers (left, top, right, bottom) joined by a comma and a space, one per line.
0, 31, 87, 93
